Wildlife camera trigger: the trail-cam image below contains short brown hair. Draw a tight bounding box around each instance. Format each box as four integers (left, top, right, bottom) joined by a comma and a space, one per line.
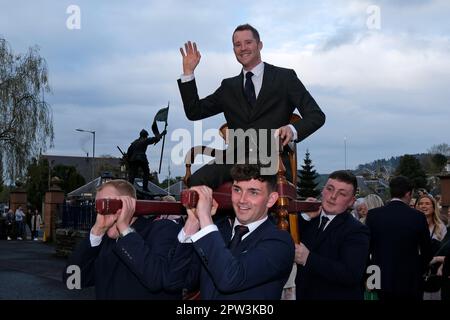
230, 163, 276, 192
233, 24, 260, 43
96, 179, 136, 199
328, 170, 358, 195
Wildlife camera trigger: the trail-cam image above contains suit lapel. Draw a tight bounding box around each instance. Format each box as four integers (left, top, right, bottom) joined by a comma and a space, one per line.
230, 72, 252, 120
250, 63, 276, 119
231, 219, 272, 252
312, 213, 349, 250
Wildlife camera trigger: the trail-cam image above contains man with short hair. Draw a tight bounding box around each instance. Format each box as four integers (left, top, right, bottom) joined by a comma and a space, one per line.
167, 163, 295, 299
366, 175, 432, 300
178, 24, 325, 188
63, 179, 181, 299
295, 170, 370, 300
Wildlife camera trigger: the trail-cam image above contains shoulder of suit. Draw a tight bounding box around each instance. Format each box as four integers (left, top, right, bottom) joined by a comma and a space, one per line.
264, 63, 296, 75
260, 220, 294, 241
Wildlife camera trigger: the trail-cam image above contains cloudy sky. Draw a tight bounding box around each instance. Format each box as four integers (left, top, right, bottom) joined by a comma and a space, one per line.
1, 0, 449, 179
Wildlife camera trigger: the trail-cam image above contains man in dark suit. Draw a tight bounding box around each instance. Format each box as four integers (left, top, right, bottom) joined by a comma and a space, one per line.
366, 176, 432, 300
63, 179, 182, 299
295, 170, 370, 300
166, 163, 295, 299
178, 24, 325, 188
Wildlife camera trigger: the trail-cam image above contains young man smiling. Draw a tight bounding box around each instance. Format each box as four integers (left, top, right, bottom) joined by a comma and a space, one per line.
166, 163, 295, 300
295, 170, 370, 300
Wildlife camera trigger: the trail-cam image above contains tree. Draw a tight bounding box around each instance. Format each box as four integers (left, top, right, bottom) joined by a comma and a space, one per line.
51, 165, 86, 195
297, 150, 320, 198
394, 154, 427, 189
430, 153, 448, 173
25, 157, 50, 210
0, 38, 54, 182
428, 143, 450, 156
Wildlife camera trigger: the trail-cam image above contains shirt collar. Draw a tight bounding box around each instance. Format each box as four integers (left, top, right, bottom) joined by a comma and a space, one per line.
320, 210, 338, 223
232, 215, 268, 236
243, 61, 264, 78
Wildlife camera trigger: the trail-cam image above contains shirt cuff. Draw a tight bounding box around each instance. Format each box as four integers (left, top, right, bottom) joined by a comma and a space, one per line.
301, 213, 312, 221
178, 228, 192, 243
180, 73, 195, 83
89, 230, 104, 247
190, 224, 218, 242
288, 124, 298, 141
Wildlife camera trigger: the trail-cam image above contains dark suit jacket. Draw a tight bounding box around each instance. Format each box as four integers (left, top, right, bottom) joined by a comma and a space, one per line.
366, 200, 432, 300
167, 217, 295, 300
178, 63, 325, 144
63, 217, 182, 300
295, 212, 370, 300
178, 63, 325, 187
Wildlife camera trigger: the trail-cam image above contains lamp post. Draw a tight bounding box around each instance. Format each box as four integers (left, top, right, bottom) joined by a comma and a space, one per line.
76, 128, 96, 181
344, 137, 347, 170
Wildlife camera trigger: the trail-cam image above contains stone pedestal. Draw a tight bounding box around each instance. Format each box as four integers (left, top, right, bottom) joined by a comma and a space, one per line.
44, 190, 65, 242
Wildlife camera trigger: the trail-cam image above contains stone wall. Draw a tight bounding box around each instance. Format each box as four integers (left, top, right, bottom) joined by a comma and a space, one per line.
55, 228, 89, 257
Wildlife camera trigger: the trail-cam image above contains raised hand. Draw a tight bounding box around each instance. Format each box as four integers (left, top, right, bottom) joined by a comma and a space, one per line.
180, 41, 201, 75
92, 207, 120, 236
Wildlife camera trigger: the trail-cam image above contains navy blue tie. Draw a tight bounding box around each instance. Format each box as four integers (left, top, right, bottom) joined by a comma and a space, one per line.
244, 72, 256, 107
228, 225, 249, 249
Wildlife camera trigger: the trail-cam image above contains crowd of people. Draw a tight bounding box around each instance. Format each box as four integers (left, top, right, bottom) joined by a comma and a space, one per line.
4, 22, 450, 302
61, 22, 448, 301
1, 206, 43, 241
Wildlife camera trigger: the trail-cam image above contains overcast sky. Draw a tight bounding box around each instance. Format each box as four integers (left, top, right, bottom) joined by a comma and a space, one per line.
1, 0, 449, 179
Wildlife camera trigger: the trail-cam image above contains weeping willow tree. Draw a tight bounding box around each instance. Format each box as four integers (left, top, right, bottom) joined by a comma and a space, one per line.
0, 38, 54, 182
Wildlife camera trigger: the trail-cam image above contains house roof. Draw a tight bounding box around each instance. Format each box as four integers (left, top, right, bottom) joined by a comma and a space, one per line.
42, 154, 121, 183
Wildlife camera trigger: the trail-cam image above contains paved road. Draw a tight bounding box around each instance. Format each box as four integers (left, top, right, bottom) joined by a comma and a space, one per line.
0, 240, 94, 300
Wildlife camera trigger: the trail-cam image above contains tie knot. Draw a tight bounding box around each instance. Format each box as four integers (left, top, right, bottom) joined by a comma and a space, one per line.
228, 225, 249, 249
245, 71, 254, 80
234, 225, 249, 237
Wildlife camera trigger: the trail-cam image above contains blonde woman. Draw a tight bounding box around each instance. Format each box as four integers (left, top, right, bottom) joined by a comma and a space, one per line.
416, 194, 448, 299
416, 194, 447, 243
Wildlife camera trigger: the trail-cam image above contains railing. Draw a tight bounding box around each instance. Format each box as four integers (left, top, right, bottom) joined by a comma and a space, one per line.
56, 201, 96, 231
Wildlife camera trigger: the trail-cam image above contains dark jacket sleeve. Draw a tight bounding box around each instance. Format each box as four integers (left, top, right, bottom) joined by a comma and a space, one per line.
287, 69, 326, 142
165, 241, 200, 292
303, 224, 370, 286
194, 230, 294, 293
113, 219, 181, 292
62, 237, 102, 288
177, 78, 224, 121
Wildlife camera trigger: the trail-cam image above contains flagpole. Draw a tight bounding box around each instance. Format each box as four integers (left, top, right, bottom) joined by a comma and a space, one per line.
158, 101, 169, 174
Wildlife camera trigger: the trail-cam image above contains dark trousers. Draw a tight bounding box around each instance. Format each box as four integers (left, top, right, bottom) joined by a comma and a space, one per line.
188, 155, 292, 189
129, 160, 150, 191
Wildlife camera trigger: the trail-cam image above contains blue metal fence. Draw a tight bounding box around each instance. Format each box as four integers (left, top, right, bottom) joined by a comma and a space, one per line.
57, 201, 96, 231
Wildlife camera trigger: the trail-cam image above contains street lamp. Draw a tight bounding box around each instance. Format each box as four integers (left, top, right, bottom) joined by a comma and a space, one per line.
76, 128, 96, 181
344, 137, 347, 170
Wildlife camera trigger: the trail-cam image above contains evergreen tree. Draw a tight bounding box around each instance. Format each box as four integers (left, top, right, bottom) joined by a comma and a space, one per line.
297, 150, 320, 198
394, 154, 427, 189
